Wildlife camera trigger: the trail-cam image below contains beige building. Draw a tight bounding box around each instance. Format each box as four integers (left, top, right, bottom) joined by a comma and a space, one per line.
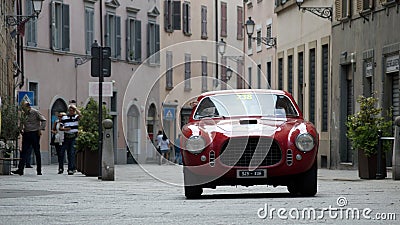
18, 0, 161, 164
245, 0, 333, 168
159, 0, 245, 144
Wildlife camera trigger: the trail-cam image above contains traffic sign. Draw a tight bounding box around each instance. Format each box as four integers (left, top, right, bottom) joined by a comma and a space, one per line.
17, 91, 34, 106
163, 107, 175, 120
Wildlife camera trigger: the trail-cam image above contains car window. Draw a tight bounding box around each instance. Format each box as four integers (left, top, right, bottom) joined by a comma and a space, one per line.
193, 93, 298, 119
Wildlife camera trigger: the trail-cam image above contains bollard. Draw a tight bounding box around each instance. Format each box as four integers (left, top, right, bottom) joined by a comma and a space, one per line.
392, 116, 400, 180
101, 119, 115, 181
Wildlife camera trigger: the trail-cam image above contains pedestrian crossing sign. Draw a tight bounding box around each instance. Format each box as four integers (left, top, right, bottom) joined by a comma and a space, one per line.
17, 91, 35, 106
163, 107, 175, 120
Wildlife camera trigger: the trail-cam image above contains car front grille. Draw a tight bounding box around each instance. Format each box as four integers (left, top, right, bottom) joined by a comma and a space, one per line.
219, 137, 282, 167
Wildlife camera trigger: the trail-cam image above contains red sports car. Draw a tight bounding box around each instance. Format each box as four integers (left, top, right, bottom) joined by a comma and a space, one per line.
181, 89, 319, 199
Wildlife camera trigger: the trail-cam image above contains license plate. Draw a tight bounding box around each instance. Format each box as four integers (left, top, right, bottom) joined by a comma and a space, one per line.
237, 169, 267, 178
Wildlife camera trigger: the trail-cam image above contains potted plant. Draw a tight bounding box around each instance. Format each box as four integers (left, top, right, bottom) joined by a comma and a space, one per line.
346, 95, 392, 179
0, 97, 21, 175
75, 98, 110, 176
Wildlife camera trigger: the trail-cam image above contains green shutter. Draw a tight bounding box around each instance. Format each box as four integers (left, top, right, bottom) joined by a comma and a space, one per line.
50, 2, 56, 50
155, 24, 160, 63
172, 1, 181, 30
105, 14, 110, 47
62, 4, 70, 51
135, 20, 142, 62
116, 16, 121, 59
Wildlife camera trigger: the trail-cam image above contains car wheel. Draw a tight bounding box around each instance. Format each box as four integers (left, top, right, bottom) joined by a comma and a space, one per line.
287, 161, 317, 197
183, 167, 203, 199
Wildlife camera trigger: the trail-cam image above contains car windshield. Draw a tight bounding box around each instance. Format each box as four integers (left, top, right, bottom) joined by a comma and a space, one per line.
194, 93, 298, 119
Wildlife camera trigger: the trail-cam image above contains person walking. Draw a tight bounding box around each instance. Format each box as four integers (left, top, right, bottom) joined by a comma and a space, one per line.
12, 101, 46, 176
52, 112, 65, 174
159, 133, 171, 165
60, 105, 81, 175
174, 134, 182, 165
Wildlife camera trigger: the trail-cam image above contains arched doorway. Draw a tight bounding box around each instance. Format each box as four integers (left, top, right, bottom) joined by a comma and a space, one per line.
127, 105, 140, 164
147, 104, 157, 161
50, 98, 67, 164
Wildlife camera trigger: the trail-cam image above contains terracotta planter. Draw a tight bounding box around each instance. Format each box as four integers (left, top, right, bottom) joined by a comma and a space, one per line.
83, 149, 99, 177
358, 150, 387, 179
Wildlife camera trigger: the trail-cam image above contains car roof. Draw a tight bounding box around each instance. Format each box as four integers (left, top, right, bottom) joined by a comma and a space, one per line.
199, 89, 288, 98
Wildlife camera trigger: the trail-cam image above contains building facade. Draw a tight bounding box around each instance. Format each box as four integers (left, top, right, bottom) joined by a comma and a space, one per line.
331, 0, 400, 168
271, 0, 333, 168
20, 0, 161, 164
159, 0, 245, 146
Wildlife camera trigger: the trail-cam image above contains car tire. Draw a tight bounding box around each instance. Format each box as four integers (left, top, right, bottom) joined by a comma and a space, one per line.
287, 160, 317, 197
183, 167, 203, 199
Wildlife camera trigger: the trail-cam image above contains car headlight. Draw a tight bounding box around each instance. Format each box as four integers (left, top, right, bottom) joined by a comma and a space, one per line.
295, 133, 315, 152
185, 136, 206, 154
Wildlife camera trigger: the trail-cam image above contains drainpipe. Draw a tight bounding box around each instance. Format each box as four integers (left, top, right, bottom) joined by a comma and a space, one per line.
215, 0, 219, 84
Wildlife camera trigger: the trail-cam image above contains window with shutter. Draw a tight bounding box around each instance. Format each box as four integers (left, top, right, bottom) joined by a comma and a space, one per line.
202, 56, 208, 92
105, 13, 120, 58
278, 58, 283, 90
26, 0, 37, 47
335, 0, 343, 20
148, 22, 160, 65
50, 2, 70, 51
164, 0, 172, 32
201, 6, 207, 39
221, 2, 227, 37
183, 2, 191, 35
85, 7, 94, 54
166, 51, 173, 89
237, 6, 243, 40
322, 44, 329, 132
172, 1, 181, 30
184, 54, 191, 90
309, 48, 316, 124
287, 55, 293, 94
126, 18, 141, 62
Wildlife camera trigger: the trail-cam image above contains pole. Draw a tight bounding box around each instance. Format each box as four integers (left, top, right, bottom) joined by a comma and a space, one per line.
98, 0, 104, 179
376, 130, 383, 179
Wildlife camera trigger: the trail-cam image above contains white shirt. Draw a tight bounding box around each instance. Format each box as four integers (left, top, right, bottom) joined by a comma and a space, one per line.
160, 139, 170, 151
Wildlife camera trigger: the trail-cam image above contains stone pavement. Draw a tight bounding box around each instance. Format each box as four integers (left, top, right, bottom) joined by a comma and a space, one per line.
0, 164, 399, 225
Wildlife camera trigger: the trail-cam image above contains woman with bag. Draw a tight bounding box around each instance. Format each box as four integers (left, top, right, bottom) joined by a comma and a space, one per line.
52, 112, 66, 174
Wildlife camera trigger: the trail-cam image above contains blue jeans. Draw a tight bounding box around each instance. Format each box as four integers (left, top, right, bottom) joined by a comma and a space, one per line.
55, 143, 64, 171
62, 137, 76, 171
175, 151, 182, 164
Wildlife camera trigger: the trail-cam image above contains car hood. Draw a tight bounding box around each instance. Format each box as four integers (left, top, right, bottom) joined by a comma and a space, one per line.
192, 117, 296, 137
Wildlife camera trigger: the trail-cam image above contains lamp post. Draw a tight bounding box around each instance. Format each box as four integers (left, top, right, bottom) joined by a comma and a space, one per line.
217, 39, 238, 86
296, 0, 333, 21
6, 0, 44, 26
245, 17, 277, 48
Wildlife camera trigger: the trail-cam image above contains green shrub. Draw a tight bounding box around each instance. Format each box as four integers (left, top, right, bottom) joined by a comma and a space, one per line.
75, 98, 111, 151
346, 95, 392, 157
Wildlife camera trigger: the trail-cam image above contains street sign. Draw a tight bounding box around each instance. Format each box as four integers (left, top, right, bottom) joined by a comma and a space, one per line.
91, 46, 112, 77
17, 91, 34, 106
89, 82, 113, 97
163, 107, 175, 120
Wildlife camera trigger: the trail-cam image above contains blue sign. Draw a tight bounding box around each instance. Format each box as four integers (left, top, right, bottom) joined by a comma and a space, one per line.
163, 107, 175, 120
17, 91, 35, 106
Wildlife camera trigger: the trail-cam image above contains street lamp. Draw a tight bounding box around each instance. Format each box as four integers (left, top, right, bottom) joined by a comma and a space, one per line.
245, 17, 277, 48
296, 0, 333, 21
6, 0, 44, 26
217, 39, 241, 83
